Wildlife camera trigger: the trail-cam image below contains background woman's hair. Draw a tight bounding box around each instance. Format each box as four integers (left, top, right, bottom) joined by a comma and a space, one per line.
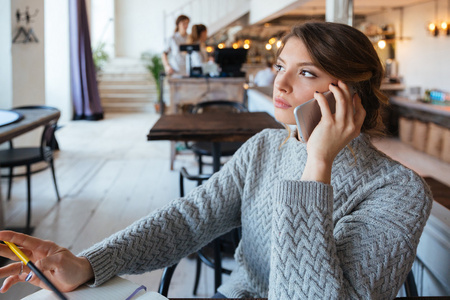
174, 15, 190, 33
277, 22, 388, 137
188, 24, 207, 43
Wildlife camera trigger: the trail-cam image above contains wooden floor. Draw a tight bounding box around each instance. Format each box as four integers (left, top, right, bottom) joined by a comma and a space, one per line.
1, 112, 449, 299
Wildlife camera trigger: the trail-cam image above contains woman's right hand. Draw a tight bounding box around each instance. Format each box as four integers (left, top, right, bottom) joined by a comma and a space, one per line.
0, 231, 94, 293
165, 65, 174, 75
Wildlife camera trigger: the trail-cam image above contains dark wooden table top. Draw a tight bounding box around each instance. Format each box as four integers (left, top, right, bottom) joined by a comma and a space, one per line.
423, 177, 450, 210
147, 112, 283, 143
0, 108, 60, 144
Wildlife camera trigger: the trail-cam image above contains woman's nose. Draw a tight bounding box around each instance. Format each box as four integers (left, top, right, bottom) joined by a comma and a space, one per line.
274, 74, 292, 94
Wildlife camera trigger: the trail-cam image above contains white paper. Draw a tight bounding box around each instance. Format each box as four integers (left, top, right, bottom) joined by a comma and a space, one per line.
22, 276, 168, 300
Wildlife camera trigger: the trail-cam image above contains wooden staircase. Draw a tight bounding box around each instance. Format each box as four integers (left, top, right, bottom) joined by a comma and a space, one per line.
97, 58, 157, 113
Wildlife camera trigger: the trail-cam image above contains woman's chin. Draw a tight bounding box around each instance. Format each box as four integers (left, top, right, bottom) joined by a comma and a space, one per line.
274, 110, 295, 125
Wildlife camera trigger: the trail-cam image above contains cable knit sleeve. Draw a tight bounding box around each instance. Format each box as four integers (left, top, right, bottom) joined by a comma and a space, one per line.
77, 132, 259, 286
269, 173, 432, 299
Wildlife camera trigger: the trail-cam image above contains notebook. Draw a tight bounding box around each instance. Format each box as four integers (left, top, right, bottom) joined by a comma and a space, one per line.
22, 276, 168, 300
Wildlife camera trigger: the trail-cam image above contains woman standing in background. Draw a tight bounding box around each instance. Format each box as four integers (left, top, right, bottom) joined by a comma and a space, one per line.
162, 15, 190, 75
187, 24, 208, 69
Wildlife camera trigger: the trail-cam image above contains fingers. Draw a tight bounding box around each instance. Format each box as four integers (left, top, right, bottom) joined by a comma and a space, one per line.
0, 265, 31, 293
328, 81, 351, 123
0, 231, 56, 261
314, 91, 332, 120
0, 243, 28, 261
0, 261, 28, 279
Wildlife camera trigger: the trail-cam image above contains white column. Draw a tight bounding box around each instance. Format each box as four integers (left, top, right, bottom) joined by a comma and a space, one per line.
45, 0, 72, 122
0, 0, 13, 110
325, 0, 354, 26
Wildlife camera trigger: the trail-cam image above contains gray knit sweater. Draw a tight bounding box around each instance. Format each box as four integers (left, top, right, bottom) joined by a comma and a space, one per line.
79, 129, 432, 299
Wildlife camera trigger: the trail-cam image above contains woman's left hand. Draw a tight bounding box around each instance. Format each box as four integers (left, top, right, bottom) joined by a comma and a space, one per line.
301, 81, 366, 184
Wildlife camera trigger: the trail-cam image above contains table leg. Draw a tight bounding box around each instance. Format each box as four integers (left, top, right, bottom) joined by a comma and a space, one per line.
170, 141, 176, 171
211, 142, 222, 290
213, 238, 222, 292
211, 142, 221, 173
0, 180, 4, 229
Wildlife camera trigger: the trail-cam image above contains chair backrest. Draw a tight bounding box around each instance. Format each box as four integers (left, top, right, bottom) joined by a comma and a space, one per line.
40, 120, 58, 161
191, 100, 248, 114
8, 106, 60, 152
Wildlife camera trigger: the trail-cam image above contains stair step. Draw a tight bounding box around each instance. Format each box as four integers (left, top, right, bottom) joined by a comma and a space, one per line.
99, 80, 155, 86
99, 87, 157, 94
98, 72, 150, 78
100, 92, 155, 98
96, 57, 161, 112
102, 102, 156, 113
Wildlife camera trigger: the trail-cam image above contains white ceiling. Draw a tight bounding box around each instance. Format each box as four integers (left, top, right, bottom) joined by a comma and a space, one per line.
286, 0, 432, 16
212, 0, 433, 43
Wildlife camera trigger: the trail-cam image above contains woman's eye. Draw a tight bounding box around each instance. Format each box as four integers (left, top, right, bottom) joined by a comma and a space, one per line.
274, 64, 284, 72
300, 70, 316, 77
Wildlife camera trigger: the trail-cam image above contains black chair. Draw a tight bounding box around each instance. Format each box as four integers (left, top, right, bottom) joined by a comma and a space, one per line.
0, 106, 61, 233
181, 100, 245, 295
186, 100, 248, 174
158, 264, 177, 297
403, 269, 418, 297
157, 101, 246, 296
177, 168, 240, 296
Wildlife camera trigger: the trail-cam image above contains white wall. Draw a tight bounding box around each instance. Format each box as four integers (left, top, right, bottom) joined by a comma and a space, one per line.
249, 0, 306, 25
366, 1, 450, 93
45, 0, 71, 122
114, 0, 189, 58
0, 0, 13, 109
11, 0, 46, 108
91, 0, 115, 57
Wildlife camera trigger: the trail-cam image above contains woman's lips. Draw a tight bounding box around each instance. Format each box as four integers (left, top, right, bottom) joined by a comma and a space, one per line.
274, 97, 292, 109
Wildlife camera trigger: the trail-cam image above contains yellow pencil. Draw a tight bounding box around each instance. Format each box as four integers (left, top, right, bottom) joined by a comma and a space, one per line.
3, 241, 67, 300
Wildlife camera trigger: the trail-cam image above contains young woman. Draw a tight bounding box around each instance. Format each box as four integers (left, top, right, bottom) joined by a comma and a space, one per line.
162, 15, 190, 75
186, 24, 208, 69
0, 22, 431, 299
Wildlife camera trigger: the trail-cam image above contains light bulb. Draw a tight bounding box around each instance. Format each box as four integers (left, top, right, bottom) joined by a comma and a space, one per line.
378, 40, 386, 49
276, 40, 282, 48
232, 43, 239, 49
218, 43, 224, 49
441, 21, 448, 30
428, 22, 439, 36
265, 43, 272, 50
243, 44, 250, 49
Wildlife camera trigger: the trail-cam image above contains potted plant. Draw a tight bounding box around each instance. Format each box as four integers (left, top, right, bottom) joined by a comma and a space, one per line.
141, 52, 165, 113
92, 42, 110, 72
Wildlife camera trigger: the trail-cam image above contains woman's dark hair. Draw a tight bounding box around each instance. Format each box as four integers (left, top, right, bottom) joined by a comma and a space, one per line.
189, 24, 207, 43
277, 22, 388, 137
174, 15, 189, 33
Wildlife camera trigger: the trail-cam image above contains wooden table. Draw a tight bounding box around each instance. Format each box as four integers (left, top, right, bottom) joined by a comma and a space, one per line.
148, 112, 283, 172
148, 111, 282, 289
0, 108, 61, 230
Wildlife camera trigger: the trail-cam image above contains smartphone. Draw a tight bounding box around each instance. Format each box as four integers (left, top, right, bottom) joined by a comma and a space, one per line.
294, 87, 354, 142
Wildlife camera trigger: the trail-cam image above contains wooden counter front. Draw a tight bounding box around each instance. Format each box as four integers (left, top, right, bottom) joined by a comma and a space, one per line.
167, 77, 246, 114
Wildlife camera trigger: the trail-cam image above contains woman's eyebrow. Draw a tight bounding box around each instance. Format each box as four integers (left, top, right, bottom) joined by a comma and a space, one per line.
277, 57, 315, 67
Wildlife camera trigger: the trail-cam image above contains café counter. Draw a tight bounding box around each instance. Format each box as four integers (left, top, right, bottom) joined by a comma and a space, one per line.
167, 77, 246, 114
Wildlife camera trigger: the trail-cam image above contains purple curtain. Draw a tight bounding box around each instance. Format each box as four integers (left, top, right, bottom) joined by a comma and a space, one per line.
69, 0, 103, 120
